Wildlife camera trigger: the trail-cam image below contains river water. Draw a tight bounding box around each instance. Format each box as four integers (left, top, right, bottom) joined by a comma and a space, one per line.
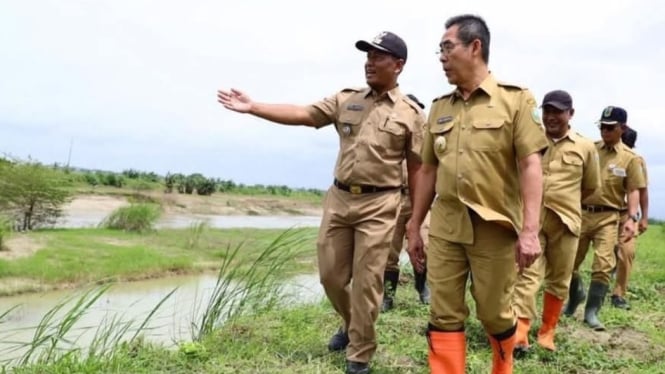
0, 213, 326, 365
0, 273, 324, 364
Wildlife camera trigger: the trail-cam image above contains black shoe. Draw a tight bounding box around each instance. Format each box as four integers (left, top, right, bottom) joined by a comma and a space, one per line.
346, 360, 370, 374
381, 270, 399, 313
327, 328, 349, 352
611, 295, 631, 310
414, 269, 430, 305
380, 296, 394, 312
513, 344, 530, 359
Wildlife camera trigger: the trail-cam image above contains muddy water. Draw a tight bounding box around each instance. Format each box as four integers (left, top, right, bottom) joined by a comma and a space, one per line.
0, 273, 324, 364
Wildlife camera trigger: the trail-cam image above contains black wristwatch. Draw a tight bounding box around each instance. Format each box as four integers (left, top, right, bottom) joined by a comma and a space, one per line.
629, 214, 639, 223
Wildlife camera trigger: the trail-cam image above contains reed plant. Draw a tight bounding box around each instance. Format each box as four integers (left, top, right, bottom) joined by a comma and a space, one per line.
99, 204, 161, 233
0, 284, 174, 368
185, 220, 210, 250
190, 227, 313, 341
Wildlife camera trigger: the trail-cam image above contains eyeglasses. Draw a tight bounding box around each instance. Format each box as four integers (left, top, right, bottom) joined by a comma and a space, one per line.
435, 42, 464, 56
598, 124, 618, 131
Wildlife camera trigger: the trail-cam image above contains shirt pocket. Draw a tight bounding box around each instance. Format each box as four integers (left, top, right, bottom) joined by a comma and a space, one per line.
470, 120, 505, 151
429, 121, 455, 159
562, 152, 583, 167
375, 116, 407, 154
336, 112, 363, 140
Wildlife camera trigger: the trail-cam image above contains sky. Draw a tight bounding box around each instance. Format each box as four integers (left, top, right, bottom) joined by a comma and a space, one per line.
1, 0, 664, 218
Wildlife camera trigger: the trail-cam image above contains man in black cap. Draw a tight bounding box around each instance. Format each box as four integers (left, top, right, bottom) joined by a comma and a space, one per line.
512, 90, 600, 354
218, 31, 424, 374
564, 106, 645, 330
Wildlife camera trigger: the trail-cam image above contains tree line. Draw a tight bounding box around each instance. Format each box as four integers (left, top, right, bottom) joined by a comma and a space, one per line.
0, 158, 324, 237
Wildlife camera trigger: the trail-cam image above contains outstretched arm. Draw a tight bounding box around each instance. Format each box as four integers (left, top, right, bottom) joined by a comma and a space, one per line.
218, 88, 317, 127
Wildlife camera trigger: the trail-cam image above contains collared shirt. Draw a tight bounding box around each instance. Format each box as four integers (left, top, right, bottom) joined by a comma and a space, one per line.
306, 86, 425, 186
542, 131, 601, 235
422, 74, 548, 243
582, 140, 646, 209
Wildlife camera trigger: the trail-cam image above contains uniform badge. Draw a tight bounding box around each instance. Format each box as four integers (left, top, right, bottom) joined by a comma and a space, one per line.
437, 116, 453, 124
435, 136, 447, 153
346, 103, 364, 111
373, 31, 388, 44
531, 107, 542, 125
342, 124, 352, 136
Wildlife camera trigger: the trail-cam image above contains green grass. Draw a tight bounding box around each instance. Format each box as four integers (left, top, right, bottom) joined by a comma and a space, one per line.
3, 226, 665, 373
0, 227, 319, 296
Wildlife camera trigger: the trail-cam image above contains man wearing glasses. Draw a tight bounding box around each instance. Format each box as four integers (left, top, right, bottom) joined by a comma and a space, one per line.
563, 106, 645, 331
218, 31, 424, 374
406, 14, 547, 373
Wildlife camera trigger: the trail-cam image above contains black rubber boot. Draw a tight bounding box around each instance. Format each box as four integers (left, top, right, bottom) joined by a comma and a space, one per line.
584, 281, 609, 331
563, 274, 586, 316
414, 268, 430, 304
381, 270, 399, 313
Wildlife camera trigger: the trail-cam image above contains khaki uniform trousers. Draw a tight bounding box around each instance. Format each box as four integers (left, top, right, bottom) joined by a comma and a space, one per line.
513, 208, 579, 319
428, 211, 517, 334
613, 213, 637, 297
316, 185, 401, 363
387, 193, 431, 272
573, 211, 619, 285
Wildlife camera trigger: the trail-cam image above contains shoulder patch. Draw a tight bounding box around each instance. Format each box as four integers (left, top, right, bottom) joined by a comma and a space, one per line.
621, 143, 637, 155
496, 81, 526, 90
432, 90, 455, 103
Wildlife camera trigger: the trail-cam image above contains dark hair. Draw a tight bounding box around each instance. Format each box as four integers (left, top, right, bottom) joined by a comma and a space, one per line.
445, 14, 490, 63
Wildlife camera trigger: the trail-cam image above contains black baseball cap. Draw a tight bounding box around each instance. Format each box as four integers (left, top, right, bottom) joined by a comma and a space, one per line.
598, 106, 627, 125
355, 31, 407, 61
541, 90, 573, 110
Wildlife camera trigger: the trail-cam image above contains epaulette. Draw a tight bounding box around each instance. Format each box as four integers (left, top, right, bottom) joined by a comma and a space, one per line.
341, 87, 363, 93
594, 140, 603, 146
496, 81, 527, 90
432, 90, 455, 103
402, 96, 423, 113
620, 143, 638, 155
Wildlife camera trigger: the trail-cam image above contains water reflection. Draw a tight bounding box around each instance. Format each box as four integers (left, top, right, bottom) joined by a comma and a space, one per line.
0, 273, 323, 363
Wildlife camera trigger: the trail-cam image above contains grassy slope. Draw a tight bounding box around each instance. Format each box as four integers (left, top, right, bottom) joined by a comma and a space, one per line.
5, 226, 665, 373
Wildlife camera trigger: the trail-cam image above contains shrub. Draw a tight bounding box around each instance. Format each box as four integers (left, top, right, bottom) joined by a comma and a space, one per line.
99, 204, 161, 233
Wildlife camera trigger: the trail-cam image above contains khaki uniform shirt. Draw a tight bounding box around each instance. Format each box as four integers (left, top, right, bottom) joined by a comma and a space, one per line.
306, 86, 425, 187
583, 141, 646, 209
542, 131, 601, 236
422, 75, 548, 244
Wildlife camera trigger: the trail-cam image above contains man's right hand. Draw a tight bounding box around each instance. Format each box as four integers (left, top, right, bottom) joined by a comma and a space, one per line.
217, 88, 253, 113
406, 220, 426, 273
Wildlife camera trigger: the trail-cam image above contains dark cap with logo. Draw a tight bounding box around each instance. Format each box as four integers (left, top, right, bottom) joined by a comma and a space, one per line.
541, 90, 573, 110
355, 31, 407, 61
406, 94, 425, 109
598, 106, 627, 125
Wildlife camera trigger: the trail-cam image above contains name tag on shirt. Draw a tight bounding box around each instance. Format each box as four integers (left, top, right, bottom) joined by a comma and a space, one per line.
612, 167, 627, 177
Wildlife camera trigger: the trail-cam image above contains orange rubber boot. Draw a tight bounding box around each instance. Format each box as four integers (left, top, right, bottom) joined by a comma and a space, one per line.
537, 292, 564, 351
428, 330, 466, 374
488, 328, 516, 374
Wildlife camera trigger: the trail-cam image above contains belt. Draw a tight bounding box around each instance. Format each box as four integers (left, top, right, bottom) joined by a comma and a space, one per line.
333, 179, 401, 195
581, 205, 620, 213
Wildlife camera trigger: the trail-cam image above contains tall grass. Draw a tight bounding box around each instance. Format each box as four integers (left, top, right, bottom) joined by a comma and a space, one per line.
0, 284, 175, 368
0, 215, 12, 251
190, 227, 314, 341
99, 204, 161, 232
185, 220, 210, 250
